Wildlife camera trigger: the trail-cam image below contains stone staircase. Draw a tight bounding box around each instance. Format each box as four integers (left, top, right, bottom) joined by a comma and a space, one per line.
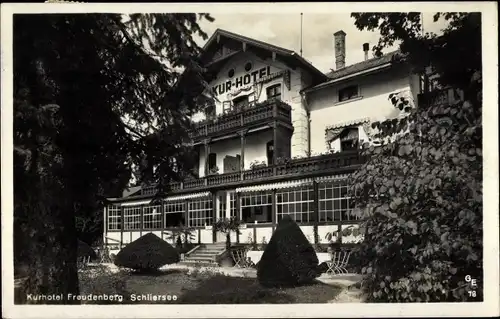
180, 243, 227, 267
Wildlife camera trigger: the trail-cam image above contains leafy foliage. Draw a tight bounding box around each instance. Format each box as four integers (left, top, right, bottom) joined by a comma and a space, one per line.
257, 216, 319, 287
77, 240, 97, 261
114, 233, 180, 271
166, 224, 196, 246
349, 12, 482, 302
214, 217, 242, 249
13, 13, 213, 302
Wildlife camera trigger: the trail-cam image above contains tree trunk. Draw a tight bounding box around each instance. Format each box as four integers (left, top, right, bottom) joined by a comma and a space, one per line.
226, 233, 231, 250
21, 195, 80, 304
16, 156, 80, 304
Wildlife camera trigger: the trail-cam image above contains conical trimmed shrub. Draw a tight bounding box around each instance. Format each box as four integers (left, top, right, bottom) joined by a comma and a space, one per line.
257, 215, 319, 287
114, 233, 180, 271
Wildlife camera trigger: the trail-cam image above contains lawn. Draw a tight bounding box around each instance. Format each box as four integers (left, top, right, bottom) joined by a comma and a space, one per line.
78, 265, 343, 304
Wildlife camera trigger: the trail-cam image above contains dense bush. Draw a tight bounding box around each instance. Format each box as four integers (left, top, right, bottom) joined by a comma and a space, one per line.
316, 262, 329, 275
77, 240, 97, 261
114, 233, 180, 271
257, 215, 318, 287
350, 12, 482, 302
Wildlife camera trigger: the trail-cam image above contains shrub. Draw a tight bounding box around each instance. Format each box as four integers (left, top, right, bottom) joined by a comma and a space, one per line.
316, 262, 329, 276
78, 239, 97, 261
213, 217, 241, 249
257, 215, 318, 287
114, 233, 180, 271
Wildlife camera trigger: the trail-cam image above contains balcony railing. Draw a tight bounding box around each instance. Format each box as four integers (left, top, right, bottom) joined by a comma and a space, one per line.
418, 87, 463, 108
140, 150, 364, 196
189, 99, 292, 140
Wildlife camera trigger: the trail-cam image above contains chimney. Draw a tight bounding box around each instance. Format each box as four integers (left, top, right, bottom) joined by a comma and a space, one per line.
334, 30, 346, 69
363, 43, 370, 61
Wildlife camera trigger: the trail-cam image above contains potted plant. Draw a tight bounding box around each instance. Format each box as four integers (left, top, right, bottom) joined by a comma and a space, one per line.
208, 166, 219, 175
249, 160, 267, 170
213, 217, 242, 249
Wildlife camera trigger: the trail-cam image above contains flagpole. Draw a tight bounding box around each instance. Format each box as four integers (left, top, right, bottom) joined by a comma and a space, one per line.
300, 13, 303, 56
421, 12, 424, 36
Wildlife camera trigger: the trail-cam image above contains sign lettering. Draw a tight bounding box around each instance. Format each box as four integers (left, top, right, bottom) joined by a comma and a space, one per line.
212, 66, 271, 96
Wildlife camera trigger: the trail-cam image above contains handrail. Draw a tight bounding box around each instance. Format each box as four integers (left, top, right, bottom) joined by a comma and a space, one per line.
140, 151, 362, 195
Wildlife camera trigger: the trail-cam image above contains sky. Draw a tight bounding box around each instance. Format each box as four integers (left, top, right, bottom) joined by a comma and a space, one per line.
194, 13, 449, 73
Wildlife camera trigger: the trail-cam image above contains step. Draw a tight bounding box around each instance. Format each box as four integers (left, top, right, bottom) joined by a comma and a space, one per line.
194, 250, 224, 254
179, 261, 219, 268
185, 256, 216, 261
189, 253, 218, 259
195, 249, 224, 253
189, 252, 220, 257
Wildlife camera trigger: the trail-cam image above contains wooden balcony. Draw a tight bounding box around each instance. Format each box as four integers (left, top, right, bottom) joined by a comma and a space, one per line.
189, 99, 292, 141
140, 150, 364, 196
417, 87, 463, 108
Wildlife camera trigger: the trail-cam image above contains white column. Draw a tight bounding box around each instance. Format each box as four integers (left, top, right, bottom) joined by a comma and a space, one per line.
103, 206, 107, 245
215, 193, 220, 220
226, 192, 231, 218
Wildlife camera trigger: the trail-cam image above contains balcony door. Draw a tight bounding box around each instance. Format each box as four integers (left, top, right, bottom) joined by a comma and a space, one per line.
266, 140, 274, 165
233, 95, 249, 111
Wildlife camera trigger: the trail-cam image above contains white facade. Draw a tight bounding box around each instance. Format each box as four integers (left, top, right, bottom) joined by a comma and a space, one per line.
193, 51, 312, 174
308, 67, 419, 155
105, 29, 422, 248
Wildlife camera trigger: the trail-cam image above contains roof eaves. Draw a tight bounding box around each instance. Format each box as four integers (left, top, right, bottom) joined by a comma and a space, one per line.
203, 29, 327, 82
301, 62, 393, 94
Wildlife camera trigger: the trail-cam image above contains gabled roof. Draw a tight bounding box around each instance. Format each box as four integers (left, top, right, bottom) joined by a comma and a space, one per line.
325, 50, 402, 80
302, 50, 404, 93
201, 28, 328, 83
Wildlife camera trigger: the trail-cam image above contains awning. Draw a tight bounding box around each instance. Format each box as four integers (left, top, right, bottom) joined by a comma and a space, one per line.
164, 192, 211, 202
236, 178, 314, 193
325, 117, 370, 131
120, 192, 210, 206
121, 200, 153, 207
315, 174, 350, 183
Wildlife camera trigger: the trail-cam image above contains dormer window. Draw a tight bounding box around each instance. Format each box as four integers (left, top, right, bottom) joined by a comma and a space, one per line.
266, 84, 282, 101
338, 85, 359, 102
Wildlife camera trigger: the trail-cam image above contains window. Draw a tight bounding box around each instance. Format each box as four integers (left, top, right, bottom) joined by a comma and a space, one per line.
240, 192, 273, 223
276, 186, 314, 223
222, 101, 232, 114
218, 193, 227, 218
229, 192, 237, 219
233, 95, 249, 110
107, 205, 121, 231
339, 128, 359, 151
208, 153, 217, 170
124, 206, 142, 230
228, 69, 235, 78
205, 101, 216, 119
266, 84, 282, 100
164, 202, 185, 228
188, 197, 213, 227
318, 180, 357, 222
338, 85, 359, 102
143, 205, 162, 229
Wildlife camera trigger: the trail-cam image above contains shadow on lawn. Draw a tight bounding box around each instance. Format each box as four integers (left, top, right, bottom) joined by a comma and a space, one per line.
178, 274, 340, 304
